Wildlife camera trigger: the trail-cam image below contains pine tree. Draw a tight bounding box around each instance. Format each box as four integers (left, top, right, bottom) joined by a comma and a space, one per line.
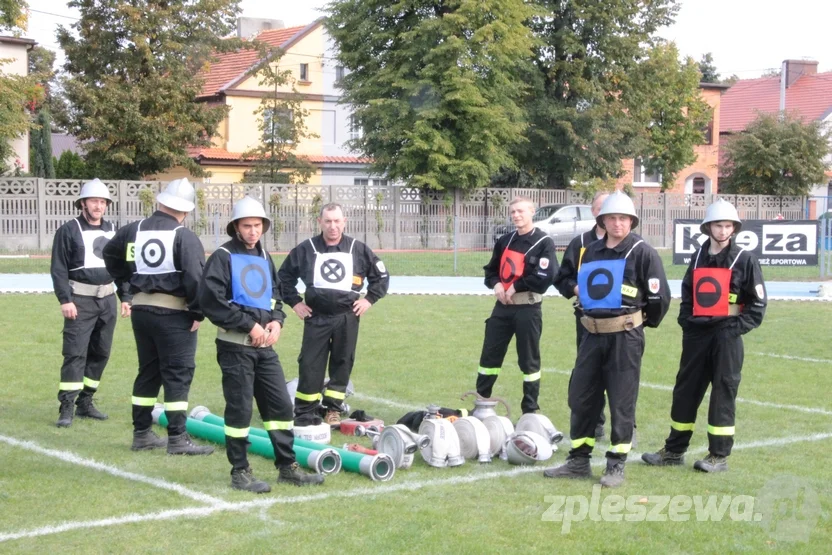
30, 109, 56, 178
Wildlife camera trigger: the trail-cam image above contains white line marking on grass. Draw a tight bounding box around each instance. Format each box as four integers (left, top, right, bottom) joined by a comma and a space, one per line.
751, 352, 832, 364
351, 392, 423, 411
0, 434, 228, 507
542, 368, 832, 417
0, 506, 239, 543
5, 432, 831, 543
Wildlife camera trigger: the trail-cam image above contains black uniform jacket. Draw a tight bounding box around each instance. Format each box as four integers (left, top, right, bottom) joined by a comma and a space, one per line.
579, 232, 670, 328
678, 238, 766, 335
50, 216, 116, 304
102, 210, 205, 320
484, 227, 558, 294
553, 226, 604, 299
278, 234, 389, 315
199, 237, 286, 333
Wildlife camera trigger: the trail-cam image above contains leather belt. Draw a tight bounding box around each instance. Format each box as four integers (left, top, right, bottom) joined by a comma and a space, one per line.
581, 312, 644, 334
217, 327, 268, 348
510, 292, 543, 305
69, 280, 115, 298
131, 292, 187, 311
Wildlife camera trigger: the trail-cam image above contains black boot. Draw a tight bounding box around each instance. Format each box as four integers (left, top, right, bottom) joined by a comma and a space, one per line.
600, 458, 626, 488
543, 456, 592, 479
694, 454, 728, 473
56, 401, 74, 428
642, 447, 685, 467
131, 428, 167, 451
75, 395, 108, 420
231, 467, 271, 493
167, 432, 214, 456
277, 462, 325, 486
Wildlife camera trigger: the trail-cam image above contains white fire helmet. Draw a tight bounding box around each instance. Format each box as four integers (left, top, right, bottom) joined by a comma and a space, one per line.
226, 195, 272, 236
156, 178, 196, 212
453, 416, 492, 463
505, 431, 554, 465
596, 191, 639, 229
418, 418, 465, 468
377, 424, 431, 469
75, 178, 112, 209
481, 415, 514, 458
700, 198, 742, 236
514, 413, 563, 449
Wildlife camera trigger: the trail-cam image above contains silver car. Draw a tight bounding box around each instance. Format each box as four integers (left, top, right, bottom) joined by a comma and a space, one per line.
533, 204, 595, 246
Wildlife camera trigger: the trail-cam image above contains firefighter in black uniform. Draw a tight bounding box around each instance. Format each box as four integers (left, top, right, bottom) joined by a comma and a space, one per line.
643, 199, 766, 473
544, 192, 670, 488
476, 196, 558, 414
51, 179, 124, 427
278, 202, 389, 427
199, 196, 324, 492
554, 192, 609, 438
103, 178, 213, 455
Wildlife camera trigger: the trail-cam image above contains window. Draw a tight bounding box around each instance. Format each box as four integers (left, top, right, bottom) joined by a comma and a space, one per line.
556, 207, 579, 222
692, 177, 706, 195
335, 65, 345, 83
349, 114, 362, 141
354, 178, 369, 186
299, 63, 309, 82
533, 205, 562, 222
633, 158, 661, 185
579, 206, 594, 220
263, 108, 293, 138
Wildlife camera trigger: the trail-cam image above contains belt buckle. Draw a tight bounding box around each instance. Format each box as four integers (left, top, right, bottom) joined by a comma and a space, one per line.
623, 316, 635, 331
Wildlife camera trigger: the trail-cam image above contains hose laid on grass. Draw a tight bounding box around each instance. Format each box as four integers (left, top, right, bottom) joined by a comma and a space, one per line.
152, 406, 341, 475
190, 406, 395, 482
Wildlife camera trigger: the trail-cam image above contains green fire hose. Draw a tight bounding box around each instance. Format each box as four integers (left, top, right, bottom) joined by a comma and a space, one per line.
190, 406, 395, 482
151, 406, 341, 475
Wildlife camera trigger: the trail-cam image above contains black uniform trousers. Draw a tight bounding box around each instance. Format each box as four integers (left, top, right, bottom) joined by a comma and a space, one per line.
568, 326, 644, 461
218, 340, 295, 470
477, 302, 542, 414
664, 327, 744, 457
295, 311, 360, 421
569, 313, 606, 429
130, 309, 197, 435
58, 294, 117, 403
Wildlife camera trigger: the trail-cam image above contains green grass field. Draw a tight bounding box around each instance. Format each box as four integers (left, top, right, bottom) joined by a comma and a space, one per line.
0, 249, 826, 280
0, 294, 830, 553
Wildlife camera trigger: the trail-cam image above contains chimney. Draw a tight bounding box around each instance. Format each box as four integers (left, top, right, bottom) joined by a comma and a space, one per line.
237, 17, 285, 39
783, 59, 818, 88
779, 59, 818, 112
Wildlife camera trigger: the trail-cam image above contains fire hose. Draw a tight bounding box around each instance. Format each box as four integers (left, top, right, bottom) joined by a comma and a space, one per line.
151, 406, 341, 475
189, 406, 395, 482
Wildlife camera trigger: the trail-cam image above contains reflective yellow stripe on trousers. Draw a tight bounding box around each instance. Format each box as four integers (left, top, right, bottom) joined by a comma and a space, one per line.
571, 437, 596, 449
478, 366, 500, 376
708, 425, 735, 436
671, 421, 695, 432
83, 377, 100, 389
609, 443, 632, 454
131, 396, 157, 406
263, 420, 294, 431
295, 391, 322, 402
523, 372, 541, 382
59, 382, 83, 391
165, 402, 188, 412
224, 426, 250, 438
323, 389, 346, 400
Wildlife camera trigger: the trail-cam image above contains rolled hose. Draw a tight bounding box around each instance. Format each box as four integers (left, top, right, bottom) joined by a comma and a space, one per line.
190, 406, 395, 482
152, 407, 341, 475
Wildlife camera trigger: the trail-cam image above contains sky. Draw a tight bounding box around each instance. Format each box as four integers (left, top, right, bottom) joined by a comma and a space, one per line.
23, 0, 832, 79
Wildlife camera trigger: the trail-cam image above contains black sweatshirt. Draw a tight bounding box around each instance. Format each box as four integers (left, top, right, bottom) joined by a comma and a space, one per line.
50, 216, 116, 304
483, 227, 558, 294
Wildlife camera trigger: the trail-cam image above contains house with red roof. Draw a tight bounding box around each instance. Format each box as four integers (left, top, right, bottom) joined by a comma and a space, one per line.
719, 59, 832, 209
154, 18, 381, 186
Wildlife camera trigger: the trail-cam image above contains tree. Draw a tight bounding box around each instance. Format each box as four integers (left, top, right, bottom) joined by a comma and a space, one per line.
240, 56, 316, 184
0, 64, 40, 174
326, 0, 536, 190
28, 46, 70, 132
625, 43, 711, 190
29, 109, 55, 177
698, 52, 719, 83
721, 112, 829, 196
58, 0, 248, 179
54, 150, 92, 180
0, 0, 27, 31
520, 0, 680, 188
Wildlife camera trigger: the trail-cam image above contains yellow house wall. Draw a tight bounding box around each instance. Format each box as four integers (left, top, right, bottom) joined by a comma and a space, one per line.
150, 165, 324, 185
224, 24, 327, 156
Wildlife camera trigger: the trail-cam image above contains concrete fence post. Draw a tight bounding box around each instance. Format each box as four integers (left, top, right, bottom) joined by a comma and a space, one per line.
36, 177, 46, 250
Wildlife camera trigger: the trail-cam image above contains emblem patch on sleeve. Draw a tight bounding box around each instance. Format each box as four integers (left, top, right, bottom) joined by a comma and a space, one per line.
755, 283, 765, 300
648, 278, 660, 294
376, 261, 387, 273
539, 257, 549, 270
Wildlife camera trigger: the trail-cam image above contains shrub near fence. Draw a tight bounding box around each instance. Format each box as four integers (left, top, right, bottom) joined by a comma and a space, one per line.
0, 179, 813, 276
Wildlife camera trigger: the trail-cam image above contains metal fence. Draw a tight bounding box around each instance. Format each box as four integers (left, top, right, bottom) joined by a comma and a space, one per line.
0, 178, 809, 254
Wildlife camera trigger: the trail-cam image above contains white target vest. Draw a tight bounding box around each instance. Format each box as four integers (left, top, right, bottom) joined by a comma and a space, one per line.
311, 238, 355, 292
73, 219, 114, 270
134, 219, 180, 275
